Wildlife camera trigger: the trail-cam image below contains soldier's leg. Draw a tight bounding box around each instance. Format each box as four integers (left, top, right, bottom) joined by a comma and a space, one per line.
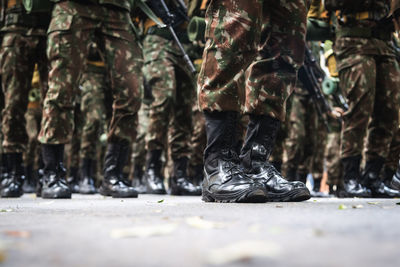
0, 33, 37, 198
325, 129, 342, 191
284, 93, 307, 181
143, 57, 175, 195
66, 102, 82, 193
339, 55, 376, 197
188, 106, 206, 185
384, 126, 400, 183
240, 0, 310, 202
79, 69, 106, 194
98, 12, 142, 198
130, 103, 150, 193
169, 65, 201, 196
363, 56, 400, 197
38, 2, 93, 199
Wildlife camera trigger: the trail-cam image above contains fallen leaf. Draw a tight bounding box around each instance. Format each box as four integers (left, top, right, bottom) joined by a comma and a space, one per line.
248, 224, 262, 234
313, 229, 324, 237
396, 202, 400, 205
4, 231, 31, 238
157, 199, 164, 203
367, 202, 380, 205
313, 200, 317, 202
338, 204, 347, 210
206, 240, 281, 265
0, 209, 13, 213
0, 242, 6, 263
110, 224, 177, 239
120, 200, 124, 202
352, 205, 363, 209
275, 205, 283, 208
185, 216, 226, 230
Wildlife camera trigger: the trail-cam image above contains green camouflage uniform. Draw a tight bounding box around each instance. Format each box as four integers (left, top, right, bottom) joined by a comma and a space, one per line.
130, 103, 150, 169
0, 0, 49, 153
335, 0, 400, 161
79, 60, 109, 161
198, 0, 308, 121
38, 0, 143, 145
143, 14, 195, 161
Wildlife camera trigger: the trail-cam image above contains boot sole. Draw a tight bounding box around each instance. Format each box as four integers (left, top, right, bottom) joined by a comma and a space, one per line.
98, 187, 138, 198
391, 177, 400, 190
0, 191, 23, 198
267, 188, 311, 202
41, 193, 71, 199
202, 188, 267, 203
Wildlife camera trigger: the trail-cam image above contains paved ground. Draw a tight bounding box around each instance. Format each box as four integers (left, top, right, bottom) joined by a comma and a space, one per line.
0, 194, 399, 267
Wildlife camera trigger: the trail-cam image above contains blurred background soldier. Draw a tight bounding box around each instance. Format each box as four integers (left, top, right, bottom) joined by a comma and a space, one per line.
142, 0, 201, 196
328, 0, 400, 197
37, 0, 143, 199
0, 0, 49, 198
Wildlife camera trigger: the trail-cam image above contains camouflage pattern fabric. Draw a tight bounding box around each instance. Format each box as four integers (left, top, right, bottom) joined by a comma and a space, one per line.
188, 107, 206, 168
38, 1, 143, 145
0, 29, 47, 153
131, 103, 150, 168
324, 129, 342, 186
284, 86, 318, 175
143, 34, 195, 161
24, 103, 42, 168
335, 0, 399, 161
310, 117, 327, 181
198, 0, 308, 121
385, 125, 400, 172
79, 64, 109, 161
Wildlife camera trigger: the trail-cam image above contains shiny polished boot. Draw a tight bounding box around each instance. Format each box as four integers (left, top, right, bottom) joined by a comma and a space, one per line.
131, 165, 147, 194
202, 111, 268, 203
22, 164, 36, 193
1, 153, 24, 198
338, 156, 371, 198
144, 150, 166, 194
391, 160, 400, 190
79, 158, 97, 194
240, 115, 310, 202
67, 167, 80, 193
362, 157, 400, 198
170, 157, 201, 196
41, 144, 71, 199
99, 143, 138, 198
0, 153, 8, 183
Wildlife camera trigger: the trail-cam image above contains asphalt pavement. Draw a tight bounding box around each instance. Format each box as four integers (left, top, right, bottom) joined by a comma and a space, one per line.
1, 194, 399, 267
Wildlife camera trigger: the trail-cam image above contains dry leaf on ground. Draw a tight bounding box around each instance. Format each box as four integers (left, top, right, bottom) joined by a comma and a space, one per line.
4, 230, 31, 238
206, 240, 281, 265
110, 224, 177, 239
185, 216, 226, 230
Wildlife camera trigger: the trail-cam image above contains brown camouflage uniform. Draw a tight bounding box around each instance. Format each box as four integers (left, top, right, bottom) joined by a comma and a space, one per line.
198, 0, 308, 122
335, 0, 400, 162
0, 0, 49, 153
38, 0, 143, 146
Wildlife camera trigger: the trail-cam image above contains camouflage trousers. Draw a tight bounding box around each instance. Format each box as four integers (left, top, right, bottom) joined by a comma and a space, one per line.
0, 31, 47, 153
131, 103, 150, 168
38, 1, 142, 145
385, 125, 400, 172
24, 104, 42, 168
325, 128, 342, 186
189, 106, 206, 168
143, 34, 195, 161
79, 65, 110, 161
198, 0, 308, 120
284, 92, 318, 175
338, 53, 400, 160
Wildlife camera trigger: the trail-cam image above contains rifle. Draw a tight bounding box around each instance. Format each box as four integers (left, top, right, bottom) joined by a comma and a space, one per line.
139, 0, 196, 73
298, 45, 334, 133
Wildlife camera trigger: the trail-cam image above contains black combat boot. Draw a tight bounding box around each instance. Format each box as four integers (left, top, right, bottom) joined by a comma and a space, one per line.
144, 150, 167, 194
362, 157, 400, 198
338, 156, 371, 198
202, 111, 267, 203
22, 164, 36, 193
41, 144, 71, 199
0, 153, 8, 182
79, 158, 97, 194
271, 161, 282, 173
67, 167, 80, 193
391, 159, 400, 190
131, 164, 147, 194
297, 172, 308, 184
99, 143, 138, 198
0, 153, 24, 198
170, 157, 201, 196
240, 115, 310, 202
